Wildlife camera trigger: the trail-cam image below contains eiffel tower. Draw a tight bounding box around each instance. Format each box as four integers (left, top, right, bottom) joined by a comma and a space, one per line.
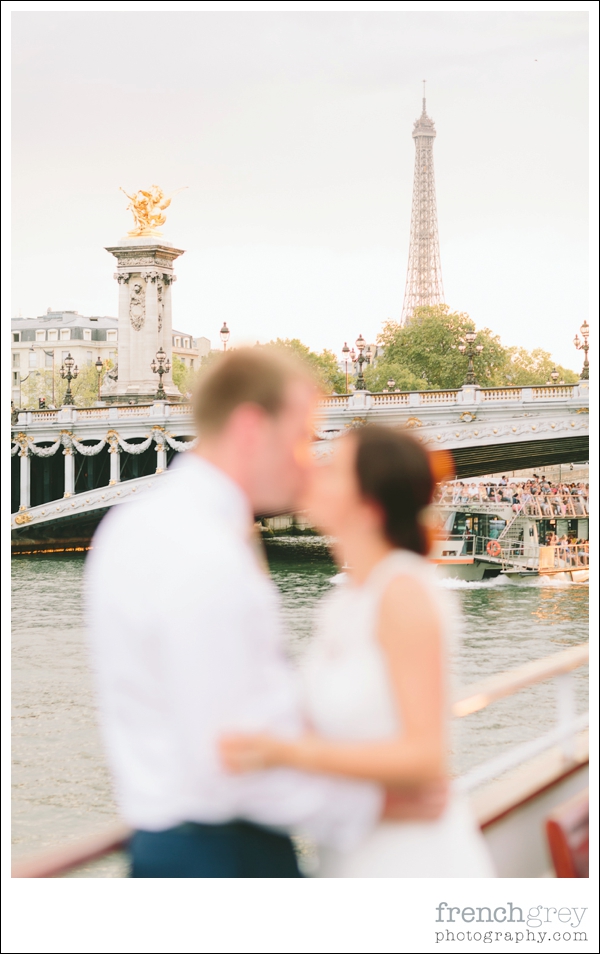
401, 85, 445, 324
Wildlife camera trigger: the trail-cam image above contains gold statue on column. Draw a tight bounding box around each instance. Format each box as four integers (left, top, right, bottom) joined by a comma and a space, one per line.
120, 185, 187, 237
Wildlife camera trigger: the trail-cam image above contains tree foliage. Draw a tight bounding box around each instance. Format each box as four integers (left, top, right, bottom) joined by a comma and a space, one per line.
363, 362, 424, 393
265, 338, 346, 394
18, 359, 114, 409
376, 305, 578, 390
502, 347, 578, 386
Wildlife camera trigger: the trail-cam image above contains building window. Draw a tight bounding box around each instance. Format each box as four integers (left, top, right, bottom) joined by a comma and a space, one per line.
60, 329, 70, 340
13, 372, 19, 385
109, 351, 116, 363
13, 332, 20, 342
48, 329, 58, 341
36, 330, 46, 341
45, 352, 54, 368
184, 338, 189, 348
29, 350, 37, 368
86, 351, 93, 364
190, 359, 194, 370
12, 352, 20, 368
83, 329, 92, 341
106, 330, 117, 342
174, 336, 181, 348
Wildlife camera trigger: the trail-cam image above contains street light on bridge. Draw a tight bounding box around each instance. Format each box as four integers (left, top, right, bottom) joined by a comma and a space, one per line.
220, 322, 231, 351
95, 356, 104, 404
60, 353, 79, 406
458, 331, 483, 386
354, 334, 368, 391
151, 347, 171, 401
573, 321, 590, 380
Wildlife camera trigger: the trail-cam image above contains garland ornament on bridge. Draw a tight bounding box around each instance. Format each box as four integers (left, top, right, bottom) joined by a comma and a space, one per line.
11, 429, 197, 459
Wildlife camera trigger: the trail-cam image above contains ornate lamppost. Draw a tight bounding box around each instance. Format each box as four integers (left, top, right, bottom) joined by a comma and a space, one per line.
458, 331, 483, 386
573, 321, 590, 380
341, 342, 351, 393
95, 356, 104, 404
60, 353, 79, 405
151, 347, 171, 400
354, 334, 369, 390
387, 377, 396, 392
546, 368, 559, 385
220, 322, 231, 351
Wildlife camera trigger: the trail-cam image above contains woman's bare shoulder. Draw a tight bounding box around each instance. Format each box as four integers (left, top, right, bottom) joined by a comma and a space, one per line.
378, 571, 443, 645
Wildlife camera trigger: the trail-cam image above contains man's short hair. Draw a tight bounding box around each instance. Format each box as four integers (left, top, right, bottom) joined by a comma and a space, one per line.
192, 346, 318, 435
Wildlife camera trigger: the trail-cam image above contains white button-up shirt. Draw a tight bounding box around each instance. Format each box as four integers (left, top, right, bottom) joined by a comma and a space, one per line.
86, 454, 381, 849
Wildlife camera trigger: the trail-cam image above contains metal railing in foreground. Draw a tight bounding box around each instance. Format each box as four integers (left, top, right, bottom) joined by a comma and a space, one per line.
453, 643, 588, 793
11, 643, 589, 877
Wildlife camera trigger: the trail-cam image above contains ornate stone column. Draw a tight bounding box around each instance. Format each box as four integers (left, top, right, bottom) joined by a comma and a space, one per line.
105, 237, 184, 403
19, 444, 30, 511
155, 435, 167, 474
109, 446, 121, 485
63, 446, 75, 497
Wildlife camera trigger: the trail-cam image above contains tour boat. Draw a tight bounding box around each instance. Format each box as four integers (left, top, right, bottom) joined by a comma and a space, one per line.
430, 489, 589, 583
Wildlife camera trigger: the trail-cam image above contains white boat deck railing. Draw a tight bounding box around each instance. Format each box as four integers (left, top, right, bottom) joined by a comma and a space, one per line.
433, 534, 590, 571
453, 643, 589, 793
11, 643, 589, 877
434, 489, 589, 516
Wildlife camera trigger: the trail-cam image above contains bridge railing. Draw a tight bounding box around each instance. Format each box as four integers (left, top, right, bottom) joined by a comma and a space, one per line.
13, 382, 585, 427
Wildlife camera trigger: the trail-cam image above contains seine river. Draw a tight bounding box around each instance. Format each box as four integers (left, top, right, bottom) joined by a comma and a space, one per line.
12, 539, 588, 877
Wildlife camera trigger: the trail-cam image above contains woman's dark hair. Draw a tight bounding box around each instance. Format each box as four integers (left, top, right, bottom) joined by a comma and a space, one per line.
351, 425, 435, 556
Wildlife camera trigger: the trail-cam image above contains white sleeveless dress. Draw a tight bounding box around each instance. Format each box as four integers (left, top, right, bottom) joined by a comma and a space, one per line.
300, 549, 495, 878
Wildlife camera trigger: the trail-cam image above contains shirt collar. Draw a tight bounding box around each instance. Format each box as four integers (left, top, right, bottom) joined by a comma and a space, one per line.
171, 452, 254, 538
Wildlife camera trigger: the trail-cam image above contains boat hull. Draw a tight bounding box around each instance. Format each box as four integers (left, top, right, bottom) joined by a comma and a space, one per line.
432, 559, 502, 581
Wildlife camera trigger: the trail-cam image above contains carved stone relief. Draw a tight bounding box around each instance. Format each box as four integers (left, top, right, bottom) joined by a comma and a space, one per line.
129, 282, 146, 331
157, 283, 164, 332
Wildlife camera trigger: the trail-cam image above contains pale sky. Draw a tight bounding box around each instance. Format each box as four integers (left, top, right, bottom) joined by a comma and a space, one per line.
11, 10, 589, 368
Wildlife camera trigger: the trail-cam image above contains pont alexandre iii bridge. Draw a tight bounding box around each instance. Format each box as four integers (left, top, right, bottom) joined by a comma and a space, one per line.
11, 381, 589, 552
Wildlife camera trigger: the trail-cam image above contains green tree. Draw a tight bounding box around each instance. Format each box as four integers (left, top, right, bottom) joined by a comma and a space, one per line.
378, 305, 507, 389
363, 361, 424, 392
502, 347, 578, 386
172, 355, 198, 397
266, 338, 346, 394
19, 360, 114, 409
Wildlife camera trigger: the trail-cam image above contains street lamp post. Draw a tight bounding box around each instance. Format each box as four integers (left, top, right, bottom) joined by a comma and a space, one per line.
220, 322, 231, 351
95, 356, 104, 403
59, 353, 79, 405
458, 331, 483, 386
546, 368, 559, 385
573, 321, 590, 380
354, 334, 368, 390
341, 342, 351, 393
150, 347, 171, 401
387, 378, 396, 393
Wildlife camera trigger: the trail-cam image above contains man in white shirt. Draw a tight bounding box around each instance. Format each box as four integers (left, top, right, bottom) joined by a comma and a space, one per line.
87, 347, 442, 877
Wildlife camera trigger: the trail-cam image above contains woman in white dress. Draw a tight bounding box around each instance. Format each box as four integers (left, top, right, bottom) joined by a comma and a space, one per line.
222, 426, 494, 877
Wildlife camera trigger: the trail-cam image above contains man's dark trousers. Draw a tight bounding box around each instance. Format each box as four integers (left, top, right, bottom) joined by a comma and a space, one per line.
130, 820, 302, 878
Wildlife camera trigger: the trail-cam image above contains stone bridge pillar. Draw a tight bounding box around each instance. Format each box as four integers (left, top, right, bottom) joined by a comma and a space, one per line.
63, 446, 75, 497
105, 236, 185, 404
19, 447, 30, 511
109, 445, 121, 485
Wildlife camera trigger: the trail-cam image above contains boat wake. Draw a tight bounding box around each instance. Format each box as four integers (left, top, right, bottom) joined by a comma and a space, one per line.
439, 574, 586, 590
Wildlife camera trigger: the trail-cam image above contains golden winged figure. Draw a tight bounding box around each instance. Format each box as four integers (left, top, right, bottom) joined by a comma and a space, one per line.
120, 184, 188, 236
